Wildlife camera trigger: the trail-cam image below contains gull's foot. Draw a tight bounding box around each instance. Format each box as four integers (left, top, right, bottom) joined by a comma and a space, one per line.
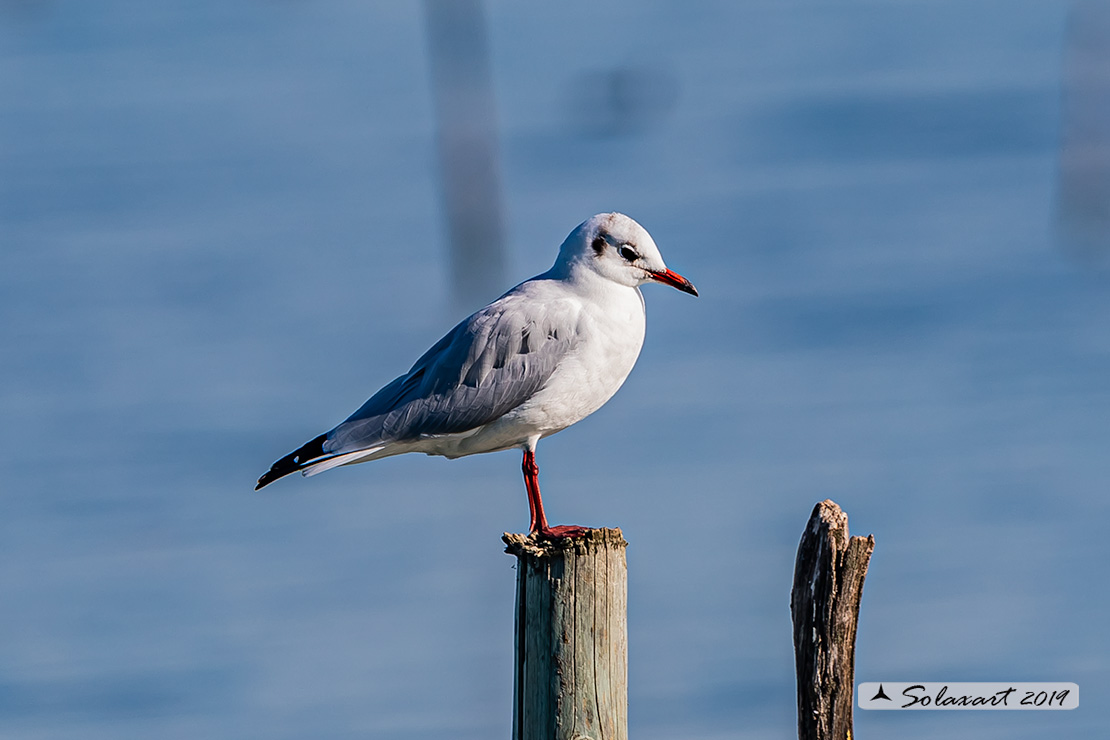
535, 524, 591, 540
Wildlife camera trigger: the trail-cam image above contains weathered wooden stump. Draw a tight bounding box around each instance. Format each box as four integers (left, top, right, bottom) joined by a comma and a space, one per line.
503, 528, 628, 740
791, 500, 875, 740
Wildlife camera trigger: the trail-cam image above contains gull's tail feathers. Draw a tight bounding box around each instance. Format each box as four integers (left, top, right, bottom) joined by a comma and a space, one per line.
300, 446, 387, 477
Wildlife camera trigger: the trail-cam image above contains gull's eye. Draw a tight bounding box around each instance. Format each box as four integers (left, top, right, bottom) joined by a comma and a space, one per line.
618, 245, 639, 262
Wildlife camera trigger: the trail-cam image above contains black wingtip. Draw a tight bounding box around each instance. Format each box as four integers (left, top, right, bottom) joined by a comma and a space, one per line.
255, 433, 328, 491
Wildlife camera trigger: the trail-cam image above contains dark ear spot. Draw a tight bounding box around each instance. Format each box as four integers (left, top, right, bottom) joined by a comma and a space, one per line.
591, 235, 606, 254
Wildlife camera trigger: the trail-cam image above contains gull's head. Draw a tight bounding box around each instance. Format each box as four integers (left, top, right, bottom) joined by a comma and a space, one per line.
556, 212, 698, 296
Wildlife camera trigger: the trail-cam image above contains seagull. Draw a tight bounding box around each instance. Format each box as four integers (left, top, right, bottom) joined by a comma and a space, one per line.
256, 212, 697, 538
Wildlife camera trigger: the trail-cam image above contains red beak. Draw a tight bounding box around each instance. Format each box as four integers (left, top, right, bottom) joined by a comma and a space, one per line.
649, 268, 699, 297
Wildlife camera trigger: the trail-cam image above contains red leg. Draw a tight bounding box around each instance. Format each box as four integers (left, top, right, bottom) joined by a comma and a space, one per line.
522, 451, 539, 532
521, 449, 589, 540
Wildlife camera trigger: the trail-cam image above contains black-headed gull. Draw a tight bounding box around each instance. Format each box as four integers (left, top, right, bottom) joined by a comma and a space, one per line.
256, 212, 697, 538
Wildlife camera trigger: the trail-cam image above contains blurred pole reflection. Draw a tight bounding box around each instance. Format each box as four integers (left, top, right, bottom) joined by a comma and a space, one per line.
564, 67, 679, 138
1057, 0, 1110, 264
423, 0, 507, 314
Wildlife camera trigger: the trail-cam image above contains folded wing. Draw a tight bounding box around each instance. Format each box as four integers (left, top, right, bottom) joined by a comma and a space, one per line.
256, 287, 579, 488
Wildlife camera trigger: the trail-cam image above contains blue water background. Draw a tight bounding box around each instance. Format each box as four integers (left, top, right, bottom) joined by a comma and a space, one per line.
1, 1, 1106, 738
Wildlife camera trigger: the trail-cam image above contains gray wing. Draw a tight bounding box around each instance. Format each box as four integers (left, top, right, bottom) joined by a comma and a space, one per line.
324, 291, 578, 455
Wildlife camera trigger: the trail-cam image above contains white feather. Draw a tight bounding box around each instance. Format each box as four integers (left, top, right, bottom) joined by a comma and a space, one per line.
301, 446, 386, 477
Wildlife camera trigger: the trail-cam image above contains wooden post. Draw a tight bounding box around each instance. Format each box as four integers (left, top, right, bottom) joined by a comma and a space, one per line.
503, 528, 628, 740
790, 500, 875, 740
